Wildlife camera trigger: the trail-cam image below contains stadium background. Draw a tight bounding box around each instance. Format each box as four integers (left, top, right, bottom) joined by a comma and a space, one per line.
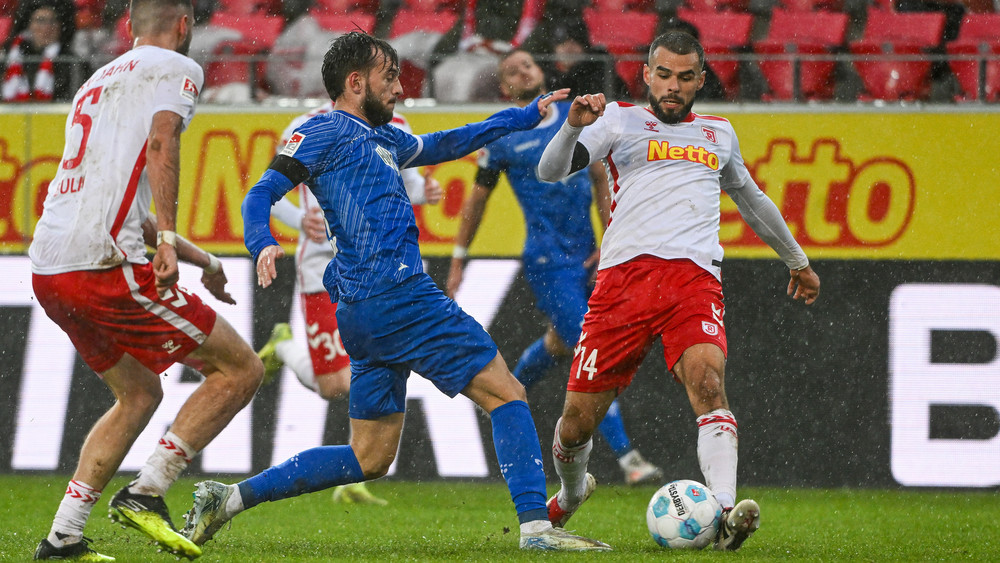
1, 104, 998, 490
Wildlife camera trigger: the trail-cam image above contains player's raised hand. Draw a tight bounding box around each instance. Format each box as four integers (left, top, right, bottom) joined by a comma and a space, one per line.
788, 265, 820, 305
302, 207, 326, 243
153, 244, 179, 297
568, 94, 607, 127
537, 88, 570, 118
256, 244, 285, 288
423, 170, 443, 204
201, 265, 236, 305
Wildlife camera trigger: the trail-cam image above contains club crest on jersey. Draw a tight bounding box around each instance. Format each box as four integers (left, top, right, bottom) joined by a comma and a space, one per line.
375, 144, 398, 172
702, 321, 719, 336
180, 76, 199, 101
280, 132, 306, 157
644, 120, 659, 132
647, 140, 720, 170
702, 126, 717, 144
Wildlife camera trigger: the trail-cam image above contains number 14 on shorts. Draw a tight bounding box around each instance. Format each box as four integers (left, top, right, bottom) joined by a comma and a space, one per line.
573, 334, 598, 380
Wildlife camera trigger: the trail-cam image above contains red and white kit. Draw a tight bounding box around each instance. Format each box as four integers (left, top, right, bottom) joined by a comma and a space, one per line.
271, 106, 428, 374
29, 45, 212, 373
568, 102, 757, 391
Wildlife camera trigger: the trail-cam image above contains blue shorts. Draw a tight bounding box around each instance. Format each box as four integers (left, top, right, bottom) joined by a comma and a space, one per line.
523, 261, 592, 348
336, 273, 498, 420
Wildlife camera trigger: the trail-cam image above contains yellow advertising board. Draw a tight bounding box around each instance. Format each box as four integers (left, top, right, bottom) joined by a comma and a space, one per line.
2, 106, 998, 259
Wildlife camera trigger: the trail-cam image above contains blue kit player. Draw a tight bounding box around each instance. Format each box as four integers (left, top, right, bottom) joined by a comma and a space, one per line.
446, 50, 663, 487
181, 32, 610, 552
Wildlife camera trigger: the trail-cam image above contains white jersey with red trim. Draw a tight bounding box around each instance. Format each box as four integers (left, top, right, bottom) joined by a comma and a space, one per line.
29, 46, 203, 274
277, 106, 425, 294
577, 102, 753, 280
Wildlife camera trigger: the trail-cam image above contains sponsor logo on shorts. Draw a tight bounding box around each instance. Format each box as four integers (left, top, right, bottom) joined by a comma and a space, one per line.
280, 132, 306, 157
702, 321, 719, 336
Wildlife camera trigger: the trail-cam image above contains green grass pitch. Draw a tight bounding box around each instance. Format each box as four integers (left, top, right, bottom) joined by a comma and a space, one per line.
2, 474, 996, 562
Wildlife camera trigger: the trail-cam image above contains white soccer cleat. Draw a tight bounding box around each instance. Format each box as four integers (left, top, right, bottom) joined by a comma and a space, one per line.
546, 473, 597, 528
181, 481, 237, 546
714, 498, 760, 551
620, 450, 664, 486
519, 525, 612, 551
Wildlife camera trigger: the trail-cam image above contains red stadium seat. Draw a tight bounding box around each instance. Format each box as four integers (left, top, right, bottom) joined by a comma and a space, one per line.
314, 12, 376, 34
754, 9, 849, 100
778, 0, 842, 11
683, 0, 749, 13
589, 0, 656, 11
217, 0, 270, 16
849, 9, 946, 101
400, 0, 461, 12
390, 9, 458, 36
583, 9, 659, 99
0, 16, 11, 42
946, 14, 1000, 101
389, 9, 459, 99
677, 9, 754, 100
311, 0, 380, 14
209, 13, 284, 51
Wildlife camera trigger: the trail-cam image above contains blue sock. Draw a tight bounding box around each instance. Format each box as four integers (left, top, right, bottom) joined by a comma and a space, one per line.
512, 338, 556, 389
237, 445, 364, 509
598, 399, 633, 459
490, 400, 548, 523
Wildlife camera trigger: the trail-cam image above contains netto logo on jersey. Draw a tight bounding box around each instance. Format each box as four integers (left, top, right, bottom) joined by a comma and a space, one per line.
646, 140, 719, 170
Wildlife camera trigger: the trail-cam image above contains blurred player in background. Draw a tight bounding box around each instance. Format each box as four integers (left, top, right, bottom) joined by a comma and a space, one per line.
28, 0, 263, 559
536, 31, 821, 551
260, 104, 443, 505
446, 50, 663, 487
182, 31, 610, 552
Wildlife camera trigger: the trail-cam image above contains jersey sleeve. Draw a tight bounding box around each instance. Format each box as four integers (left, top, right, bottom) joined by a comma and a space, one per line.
576, 103, 620, 163
151, 55, 203, 129
391, 125, 422, 169
719, 125, 754, 192
474, 145, 503, 189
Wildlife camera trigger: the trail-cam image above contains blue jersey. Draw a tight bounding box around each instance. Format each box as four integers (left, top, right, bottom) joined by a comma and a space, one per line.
243, 100, 551, 302
478, 102, 596, 268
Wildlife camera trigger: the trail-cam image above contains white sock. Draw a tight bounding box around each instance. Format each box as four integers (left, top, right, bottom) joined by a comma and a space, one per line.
225, 483, 245, 516
696, 408, 739, 509
551, 417, 593, 505
520, 519, 552, 534
276, 339, 317, 392
131, 431, 196, 496
48, 480, 101, 547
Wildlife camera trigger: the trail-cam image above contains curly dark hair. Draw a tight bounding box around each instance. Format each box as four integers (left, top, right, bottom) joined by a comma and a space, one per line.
321, 31, 399, 101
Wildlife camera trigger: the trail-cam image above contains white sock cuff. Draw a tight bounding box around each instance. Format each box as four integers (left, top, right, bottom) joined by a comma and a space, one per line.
697, 409, 738, 437
162, 430, 198, 462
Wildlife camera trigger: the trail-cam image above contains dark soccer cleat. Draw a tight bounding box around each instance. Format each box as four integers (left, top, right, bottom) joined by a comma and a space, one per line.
108, 486, 201, 559
34, 537, 115, 561
714, 498, 760, 551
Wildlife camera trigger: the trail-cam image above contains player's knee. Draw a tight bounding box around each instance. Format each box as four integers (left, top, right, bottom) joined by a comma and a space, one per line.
558, 408, 597, 447
317, 369, 350, 401
119, 384, 163, 416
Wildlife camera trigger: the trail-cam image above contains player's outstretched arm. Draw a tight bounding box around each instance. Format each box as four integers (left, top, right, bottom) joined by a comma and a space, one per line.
142, 216, 236, 304
406, 89, 569, 168
788, 265, 820, 305
447, 183, 491, 298
147, 110, 185, 295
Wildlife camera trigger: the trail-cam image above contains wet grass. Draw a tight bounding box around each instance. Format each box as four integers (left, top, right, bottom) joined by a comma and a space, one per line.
2, 475, 997, 561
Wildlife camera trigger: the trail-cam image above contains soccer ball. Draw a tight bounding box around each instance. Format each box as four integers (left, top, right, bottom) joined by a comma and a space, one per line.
646, 479, 722, 549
